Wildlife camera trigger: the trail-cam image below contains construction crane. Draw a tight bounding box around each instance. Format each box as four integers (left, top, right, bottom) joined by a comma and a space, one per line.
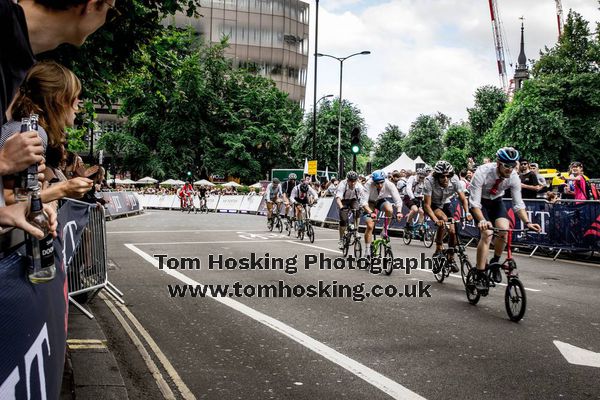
555, 0, 564, 39
488, 0, 509, 92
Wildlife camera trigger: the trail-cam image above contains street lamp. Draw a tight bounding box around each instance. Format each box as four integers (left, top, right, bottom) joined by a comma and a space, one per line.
312, 0, 321, 162
316, 51, 371, 176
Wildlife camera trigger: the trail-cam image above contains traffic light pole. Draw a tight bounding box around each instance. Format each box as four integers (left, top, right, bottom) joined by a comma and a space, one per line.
352, 154, 357, 172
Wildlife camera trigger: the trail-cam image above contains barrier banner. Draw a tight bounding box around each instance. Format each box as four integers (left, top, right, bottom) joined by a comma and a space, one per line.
310, 198, 334, 223
0, 200, 91, 399
216, 195, 244, 212
239, 195, 263, 213
101, 192, 142, 217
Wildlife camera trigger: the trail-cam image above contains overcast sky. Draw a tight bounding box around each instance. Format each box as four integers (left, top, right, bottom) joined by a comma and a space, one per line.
302, 0, 599, 140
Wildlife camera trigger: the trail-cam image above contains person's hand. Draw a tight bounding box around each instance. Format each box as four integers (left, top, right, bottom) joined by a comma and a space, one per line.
478, 219, 493, 232
536, 185, 544, 191
465, 213, 473, 222
370, 212, 378, 219
526, 222, 541, 233
0, 131, 44, 175
63, 177, 94, 198
43, 204, 58, 238
0, 201, 55, 239
396, 211, 403, 221
435, 219, 445, 227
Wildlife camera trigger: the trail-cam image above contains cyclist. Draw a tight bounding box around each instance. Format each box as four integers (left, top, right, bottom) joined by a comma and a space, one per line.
361, 170, 403, 257
264, 178, 283, 228
197, 185, 209, 210
335, 171, 366, 249
403, 168, 427, 231
281, 173, 298, 224
179, 181, 194, 209
469, 147, 541, 289
423, 160, 472, 272
290, 182, 319, 231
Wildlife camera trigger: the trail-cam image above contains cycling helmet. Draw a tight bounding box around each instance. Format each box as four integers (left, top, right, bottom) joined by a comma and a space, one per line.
433, 160, 454, 176
299, 183, 309, 193
288, 173, 297, 180
346, 171, 358, 181
371, 170, 386, 183
496, 147, 520, 164
416, 168, 427, 177
272, 178, 280, 184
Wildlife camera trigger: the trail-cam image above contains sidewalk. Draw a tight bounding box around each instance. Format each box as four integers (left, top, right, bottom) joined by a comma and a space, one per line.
61, 304, 129, 400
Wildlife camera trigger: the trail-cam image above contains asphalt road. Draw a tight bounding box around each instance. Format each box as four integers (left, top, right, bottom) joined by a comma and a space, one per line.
91, 210, 600, 400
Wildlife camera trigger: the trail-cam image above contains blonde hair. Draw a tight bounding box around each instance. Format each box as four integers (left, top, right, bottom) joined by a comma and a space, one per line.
11, 61, 81, 149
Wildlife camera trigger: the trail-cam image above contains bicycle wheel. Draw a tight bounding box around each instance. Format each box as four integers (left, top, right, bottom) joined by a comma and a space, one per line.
342, 234, 350, 257
505, 278, 526, 322
402, 228, 412, 245
460, 257, 473, 286
277, 217, 283, 233
285, 219, 292, 236
381, 244, 394, 275
268, 218, 274, 231
465, 269, 481, 305
353, 236, 362, 259
307, 223, 315, 243
433, 254, 445, 283
422, 227, 435, 248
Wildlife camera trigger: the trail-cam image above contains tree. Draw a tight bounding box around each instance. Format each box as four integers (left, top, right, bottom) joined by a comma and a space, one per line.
467, 85, 507, 161
441, 123, 473, 171
402, 113, 448, 164
295, 98, 369, 174
488, 10, 600, 175
372, 124, 405, 169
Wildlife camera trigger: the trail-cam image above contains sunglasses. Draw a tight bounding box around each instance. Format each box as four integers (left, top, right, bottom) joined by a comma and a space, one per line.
500, 162, 516, 170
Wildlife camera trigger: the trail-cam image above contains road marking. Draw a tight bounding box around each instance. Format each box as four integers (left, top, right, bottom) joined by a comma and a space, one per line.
66, 339, 107, 350
132, 239, 337, 245
100, 293, 197, 400
102, 294, 177, 400
287, 240, 344, 254
125, 243, 427, 400
554, 340, 600, 368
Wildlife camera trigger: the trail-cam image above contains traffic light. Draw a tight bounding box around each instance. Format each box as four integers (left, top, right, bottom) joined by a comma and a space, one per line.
350, 127, 361, 154
187, 171, 192, 178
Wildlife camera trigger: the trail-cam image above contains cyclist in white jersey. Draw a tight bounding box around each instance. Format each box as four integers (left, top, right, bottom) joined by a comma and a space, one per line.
335, 171, 366, 249
403, 169, 427, 229
290, 182, 319, 230
360, 170, 403, 257
264, 178, 283, 227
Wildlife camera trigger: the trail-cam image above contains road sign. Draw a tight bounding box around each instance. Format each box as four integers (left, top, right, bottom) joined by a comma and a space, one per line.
308, 160, 317, 175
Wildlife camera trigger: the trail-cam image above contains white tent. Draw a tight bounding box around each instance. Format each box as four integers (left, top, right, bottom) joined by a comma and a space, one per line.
249, 182, 262, 188
120, 179, 136, 185
194, 179, 215, 186
136, 176, 158, 184
381, 153, 415, 173
414, 156, 427, 167
160, 179, 185, 185
222, 181, 242, 187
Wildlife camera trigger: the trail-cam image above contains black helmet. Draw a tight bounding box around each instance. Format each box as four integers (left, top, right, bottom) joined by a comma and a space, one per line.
496, 147, 520, 164
300, 183, 309, 193
433, 160, 454, 176
346, 171, 358, 181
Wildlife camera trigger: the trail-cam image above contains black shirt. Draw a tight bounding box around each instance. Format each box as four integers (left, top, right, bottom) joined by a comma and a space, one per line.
0, 0, 36, 125
520, 171, 539, 199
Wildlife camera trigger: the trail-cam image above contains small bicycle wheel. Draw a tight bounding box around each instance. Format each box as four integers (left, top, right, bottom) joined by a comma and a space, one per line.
465, 269, 481, 305
382, 244, 394, 275
307, 224, 315, 243
268, 219, 274, 232
342, 234, 350, 257
433, 254, 445, 283
353, 237, 362, 259
402, 228, 412, 245
285, 220, 292, 236
277, 217, 283, 233
460, 258, 473, 286
505, 278, 526, 322
423, 227, 435, 248
298, 224, 305, 240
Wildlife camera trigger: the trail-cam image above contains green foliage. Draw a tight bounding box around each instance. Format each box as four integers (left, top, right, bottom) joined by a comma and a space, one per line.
372, 124, 405, 169
402, 113, 448, 164
441, 123, 472, 171
467, 85, 507, 161
488, 10, 600, 176
65, 126, 87, 153
295, 98, 369, 173
98, 28, 302, 182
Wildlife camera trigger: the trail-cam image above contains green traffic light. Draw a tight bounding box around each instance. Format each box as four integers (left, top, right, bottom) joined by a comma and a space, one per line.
351, 145, 360, 154
187, 171, 192, 176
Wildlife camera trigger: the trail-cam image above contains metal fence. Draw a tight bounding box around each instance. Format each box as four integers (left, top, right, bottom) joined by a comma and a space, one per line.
66, 199, 124, 318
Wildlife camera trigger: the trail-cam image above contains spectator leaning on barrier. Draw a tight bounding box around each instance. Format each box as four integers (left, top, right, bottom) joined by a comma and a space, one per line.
529, 163, 547, 187
561, 161, 596, 201
1, 62, 94, 206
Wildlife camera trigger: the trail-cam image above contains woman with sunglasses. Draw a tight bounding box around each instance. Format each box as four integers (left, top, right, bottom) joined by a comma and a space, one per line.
468, 147, 541, 290
423, 161, 472, 270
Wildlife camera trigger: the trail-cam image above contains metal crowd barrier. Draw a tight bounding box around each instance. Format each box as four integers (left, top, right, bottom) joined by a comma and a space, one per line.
67, 199, 124, 319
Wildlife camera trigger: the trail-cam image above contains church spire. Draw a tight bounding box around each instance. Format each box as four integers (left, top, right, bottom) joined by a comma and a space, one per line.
513, 18, 529, 91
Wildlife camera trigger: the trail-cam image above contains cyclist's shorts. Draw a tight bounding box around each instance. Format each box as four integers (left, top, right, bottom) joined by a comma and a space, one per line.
294, 196, 309, 205
364, 199, 389, 220
471, 198, 508, 224
266, 196, 280, 203
403, 195, 423, 209
432, 203, 453, 218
